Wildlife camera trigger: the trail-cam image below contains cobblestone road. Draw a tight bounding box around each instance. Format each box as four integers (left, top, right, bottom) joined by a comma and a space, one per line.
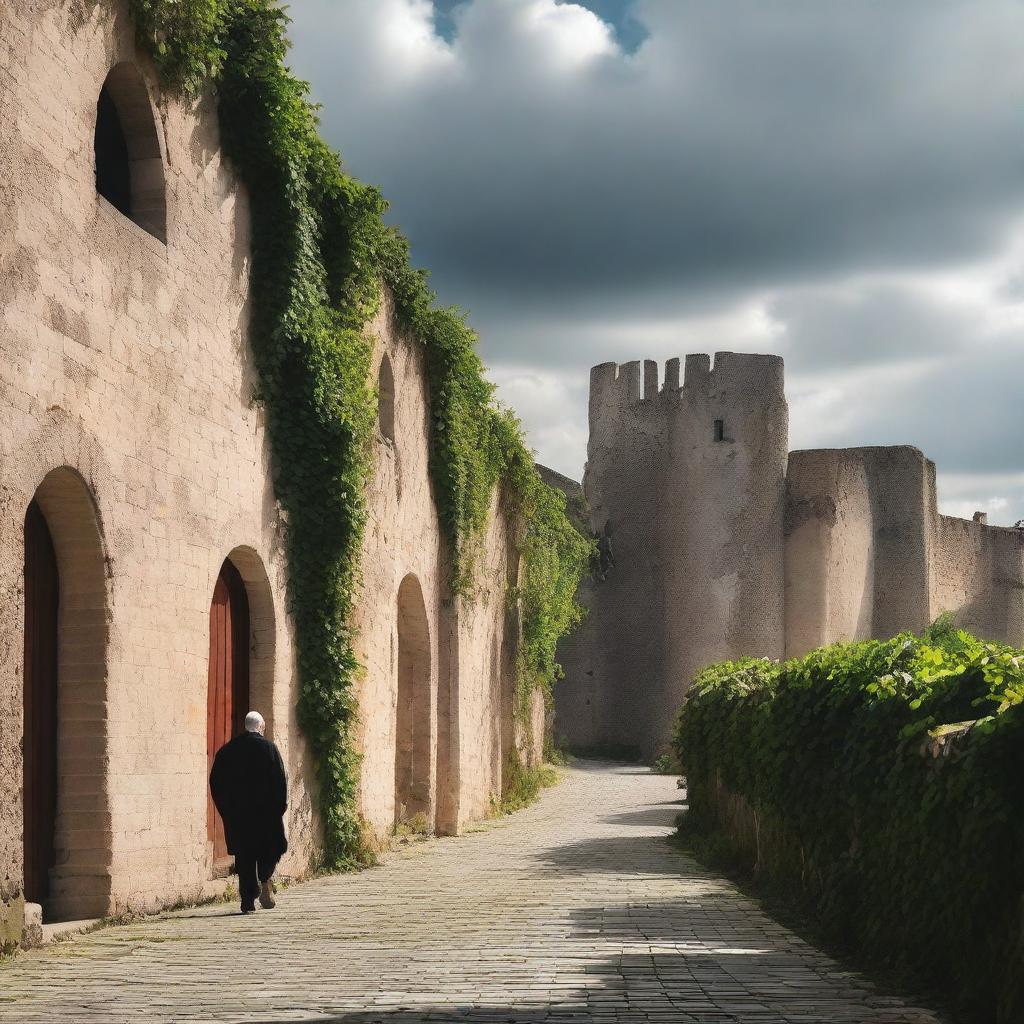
0, 762, 934, 1023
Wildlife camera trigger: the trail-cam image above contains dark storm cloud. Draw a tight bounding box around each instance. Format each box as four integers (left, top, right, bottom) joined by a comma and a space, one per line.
287, 0, 1024, 308
769, 285, 970, 372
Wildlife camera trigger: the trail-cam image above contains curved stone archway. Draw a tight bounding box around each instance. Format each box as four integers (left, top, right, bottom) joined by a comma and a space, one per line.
223, 545, 277, 737
204, 546, 277, 877
24, 467, 112, 923
395, 574, 432, 826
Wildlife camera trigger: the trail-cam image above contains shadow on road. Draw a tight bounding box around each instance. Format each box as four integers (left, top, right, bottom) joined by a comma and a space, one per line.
599, 805, 683, 827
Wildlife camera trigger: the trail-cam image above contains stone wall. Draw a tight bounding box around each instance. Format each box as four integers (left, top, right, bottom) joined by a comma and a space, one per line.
353, 298, 522, 839
785, 446, 933, 656
0, 0, 534, 945
555, 353, 787, 761
0, 0, 304, 936
784, 448, 876, 656
452, 487, 520, 827
659, 353, 788, 758
930, 513, 1024, 646
351, 296, 449, 840
556, 357, 1024, 760
553, 361, 668, 760
786, 446, 1024, 657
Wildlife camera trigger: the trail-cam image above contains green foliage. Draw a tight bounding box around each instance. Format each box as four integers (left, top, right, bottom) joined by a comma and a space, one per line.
128, 0, 589, 865
127, 0, 227, 90
674, 627, 1024, 1022
508, 461, 593, 703
494, 754, 560, 815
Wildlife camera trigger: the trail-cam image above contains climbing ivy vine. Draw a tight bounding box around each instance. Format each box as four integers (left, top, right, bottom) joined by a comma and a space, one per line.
126, 0, 591, 866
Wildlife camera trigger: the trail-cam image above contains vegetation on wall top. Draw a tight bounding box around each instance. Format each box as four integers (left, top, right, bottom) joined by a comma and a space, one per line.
674, 619, 1024, 1022
126, 0, 591, 865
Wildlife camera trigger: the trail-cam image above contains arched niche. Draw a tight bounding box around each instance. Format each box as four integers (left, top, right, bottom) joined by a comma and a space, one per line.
378, 353, 396, 443
94, 62, 167, 242
23, 468, 112, 922
223, 546, 277, 736
205, 546, 277, 876
395, 573, 432, 826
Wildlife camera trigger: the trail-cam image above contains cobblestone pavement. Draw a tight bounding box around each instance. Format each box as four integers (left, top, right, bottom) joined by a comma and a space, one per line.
0, 762, 935, 1024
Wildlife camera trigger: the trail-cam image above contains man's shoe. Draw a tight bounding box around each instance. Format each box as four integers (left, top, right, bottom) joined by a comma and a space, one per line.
259, 881, 276, 909
240, 900, 256, 914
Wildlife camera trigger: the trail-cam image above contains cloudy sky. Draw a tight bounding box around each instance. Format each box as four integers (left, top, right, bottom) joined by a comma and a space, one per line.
286, 0, 1024, 524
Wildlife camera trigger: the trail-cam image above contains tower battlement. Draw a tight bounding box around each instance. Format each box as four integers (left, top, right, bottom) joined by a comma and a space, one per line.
588, 352, 786, 442
591, 351, 784, 402
682, 351, 785, 397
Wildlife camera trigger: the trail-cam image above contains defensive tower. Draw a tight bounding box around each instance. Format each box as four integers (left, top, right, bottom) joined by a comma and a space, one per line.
557, 352, 789, 759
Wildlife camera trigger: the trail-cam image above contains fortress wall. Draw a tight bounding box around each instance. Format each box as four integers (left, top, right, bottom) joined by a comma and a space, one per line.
930, 514, 1024, 645
786, 447, 957, 657
554, 360, 668, 758
452, 489, 519, 830
657, 353, 788, 757
351, 295, 447, 840
544, 464, 601, 753
785, 450, 875, 657
785, 447, 933, 656
0, 0, 307, 931
550, 575, 604, 752
355, 296, 528, 840
556, 353, 1024, 767
862, 447, 933, 639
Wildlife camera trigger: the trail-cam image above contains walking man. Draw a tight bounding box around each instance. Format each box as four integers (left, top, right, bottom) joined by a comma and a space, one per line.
209, 711, 288, 915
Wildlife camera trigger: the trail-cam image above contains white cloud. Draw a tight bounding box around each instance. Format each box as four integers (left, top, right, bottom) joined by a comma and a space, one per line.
285, 1, 1024, 517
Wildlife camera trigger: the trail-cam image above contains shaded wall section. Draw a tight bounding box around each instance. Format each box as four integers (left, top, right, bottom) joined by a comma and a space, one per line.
784, 446, 933, 657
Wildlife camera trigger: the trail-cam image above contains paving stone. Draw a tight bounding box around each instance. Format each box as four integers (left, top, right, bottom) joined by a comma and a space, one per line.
0, 763, 941, 1023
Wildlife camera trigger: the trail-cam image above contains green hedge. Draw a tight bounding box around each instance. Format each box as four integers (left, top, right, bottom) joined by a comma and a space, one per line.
674, 621, 1024, 1022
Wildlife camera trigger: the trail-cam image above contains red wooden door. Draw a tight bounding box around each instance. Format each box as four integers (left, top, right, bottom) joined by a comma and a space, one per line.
23, 500, 59, 906
206, 559, 250, 867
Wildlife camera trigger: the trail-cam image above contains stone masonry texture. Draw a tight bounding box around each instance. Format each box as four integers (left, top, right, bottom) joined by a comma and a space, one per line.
1, 0, 526, 943
0, 762, 939, 1023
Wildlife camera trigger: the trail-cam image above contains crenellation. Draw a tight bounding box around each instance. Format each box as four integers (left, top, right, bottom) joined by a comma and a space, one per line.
615, 360, 642, 403
663, 357, 680, 392
643, 359, 659, 400
683, 352, 711, 389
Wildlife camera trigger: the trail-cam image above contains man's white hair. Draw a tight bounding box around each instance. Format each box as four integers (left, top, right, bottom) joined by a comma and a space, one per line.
244, 711, 266, 734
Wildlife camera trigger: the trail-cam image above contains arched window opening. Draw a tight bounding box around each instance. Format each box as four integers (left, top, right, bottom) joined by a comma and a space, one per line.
23, 469, 111, 923
395, 574, 432, 827
94, 63, 167, 243
378, 354, 396, 442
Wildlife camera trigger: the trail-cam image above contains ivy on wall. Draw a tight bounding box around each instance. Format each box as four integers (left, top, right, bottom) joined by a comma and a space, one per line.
127, 0, 591, 865
674, 620, 1024, 1022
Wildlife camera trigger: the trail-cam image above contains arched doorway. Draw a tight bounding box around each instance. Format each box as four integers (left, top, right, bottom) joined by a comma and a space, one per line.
207, 558, 251, 873
395, 574, 432, 826
22, 469, 111, 922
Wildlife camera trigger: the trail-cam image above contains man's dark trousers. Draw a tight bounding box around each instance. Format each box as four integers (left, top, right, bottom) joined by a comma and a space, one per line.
235, 848, 280, 906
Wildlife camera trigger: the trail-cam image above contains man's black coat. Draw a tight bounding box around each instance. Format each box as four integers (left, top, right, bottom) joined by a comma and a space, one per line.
209, 730, 288, 860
